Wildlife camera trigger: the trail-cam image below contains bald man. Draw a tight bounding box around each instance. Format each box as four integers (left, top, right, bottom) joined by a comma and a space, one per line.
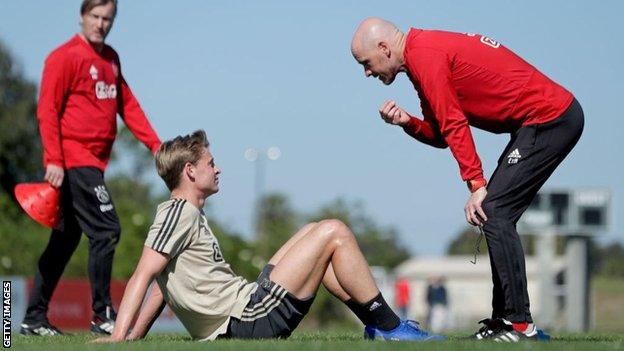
351, 17, 583, 342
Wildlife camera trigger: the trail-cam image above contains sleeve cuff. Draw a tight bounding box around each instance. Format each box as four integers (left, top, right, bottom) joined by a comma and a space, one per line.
402, 116, 421, 133
466, 178, 487, 193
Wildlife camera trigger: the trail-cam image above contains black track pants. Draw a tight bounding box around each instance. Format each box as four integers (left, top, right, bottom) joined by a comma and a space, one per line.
482, 98, 584, 323
23, 167, 121, 322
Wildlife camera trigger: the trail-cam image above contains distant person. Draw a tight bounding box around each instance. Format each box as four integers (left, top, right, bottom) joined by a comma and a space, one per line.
426, 276, 449, 332
21, 0, 161, 336
351, 17, 580, 341
394, 278, 411, 320
93, 130, 445, 342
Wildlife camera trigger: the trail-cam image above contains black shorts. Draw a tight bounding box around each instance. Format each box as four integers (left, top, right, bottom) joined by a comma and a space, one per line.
222, 265, 314, 339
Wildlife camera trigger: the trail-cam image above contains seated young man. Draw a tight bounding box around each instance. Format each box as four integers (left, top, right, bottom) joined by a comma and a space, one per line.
94, 130, 444, 342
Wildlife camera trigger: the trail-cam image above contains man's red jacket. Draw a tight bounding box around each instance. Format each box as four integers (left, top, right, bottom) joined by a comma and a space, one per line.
37, 35, 161, 171
402, 29, 573, 182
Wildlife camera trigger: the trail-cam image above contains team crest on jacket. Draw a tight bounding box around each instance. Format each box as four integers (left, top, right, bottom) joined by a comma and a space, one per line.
94, 185, 111, 203
89, 64, 98, 80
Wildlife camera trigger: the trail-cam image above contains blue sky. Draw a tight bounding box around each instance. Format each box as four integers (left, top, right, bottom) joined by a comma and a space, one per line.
1, 1, 622, 256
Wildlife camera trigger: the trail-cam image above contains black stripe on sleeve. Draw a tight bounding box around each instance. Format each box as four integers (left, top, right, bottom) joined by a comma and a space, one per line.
155, 200, 187, 252
151, 199, 182, 250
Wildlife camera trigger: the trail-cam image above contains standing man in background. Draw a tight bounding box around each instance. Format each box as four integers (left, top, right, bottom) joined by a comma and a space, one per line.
426, 276, 449, 333
394, 278, 411, 320
351, 17, 583, 342
21, 0, 161, 336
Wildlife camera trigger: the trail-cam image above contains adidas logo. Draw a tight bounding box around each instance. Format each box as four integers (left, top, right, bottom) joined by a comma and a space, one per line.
507, 148, 521, 164
369, 301, 382, 311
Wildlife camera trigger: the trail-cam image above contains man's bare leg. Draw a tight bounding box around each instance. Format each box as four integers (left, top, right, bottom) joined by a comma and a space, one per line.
322, 264, 351, 301
269, 223, 354, 298
269, 219, 400, 330
268, 222, 318, 266
271, 229, 376, 325
268, 222, 357, 301
266, 222, 379, 325
270, 219, 376, 301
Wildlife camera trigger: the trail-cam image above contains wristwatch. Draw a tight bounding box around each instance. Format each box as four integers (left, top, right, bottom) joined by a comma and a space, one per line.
467, 178, 487, 193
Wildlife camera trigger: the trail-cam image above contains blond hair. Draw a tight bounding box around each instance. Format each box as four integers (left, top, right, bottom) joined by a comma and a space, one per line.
155, 130, 209, 191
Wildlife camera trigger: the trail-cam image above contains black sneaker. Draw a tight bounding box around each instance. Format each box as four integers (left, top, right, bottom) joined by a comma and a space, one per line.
489, 320, 551, 342
90, 306, 117, 335
20, 320, 64, 336
469, 318, 505, 340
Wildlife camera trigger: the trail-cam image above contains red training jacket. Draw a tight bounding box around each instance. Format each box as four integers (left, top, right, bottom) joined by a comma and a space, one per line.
401, 28, 573, 182
37, 35, 161, 171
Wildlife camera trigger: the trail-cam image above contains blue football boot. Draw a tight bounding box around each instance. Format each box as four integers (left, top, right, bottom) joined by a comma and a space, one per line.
364, 320, 446, 341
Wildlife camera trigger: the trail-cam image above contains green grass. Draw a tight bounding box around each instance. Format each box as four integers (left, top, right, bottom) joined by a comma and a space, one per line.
593, 277, 624, 332
9, 331, 624, 351
8, 277, 624, 350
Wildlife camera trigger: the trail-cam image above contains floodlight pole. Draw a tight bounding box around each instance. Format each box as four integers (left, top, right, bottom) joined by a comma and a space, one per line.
254, 155, 265, 240
245, 147, 280, 240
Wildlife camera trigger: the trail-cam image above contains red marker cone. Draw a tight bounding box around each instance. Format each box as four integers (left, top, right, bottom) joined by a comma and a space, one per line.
14, 182, 61, 229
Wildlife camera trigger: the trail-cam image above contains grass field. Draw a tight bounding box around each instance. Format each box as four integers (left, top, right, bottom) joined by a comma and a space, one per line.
9, 331, 624, 351
8, 278, 624, 350
593, 277, 624, 332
